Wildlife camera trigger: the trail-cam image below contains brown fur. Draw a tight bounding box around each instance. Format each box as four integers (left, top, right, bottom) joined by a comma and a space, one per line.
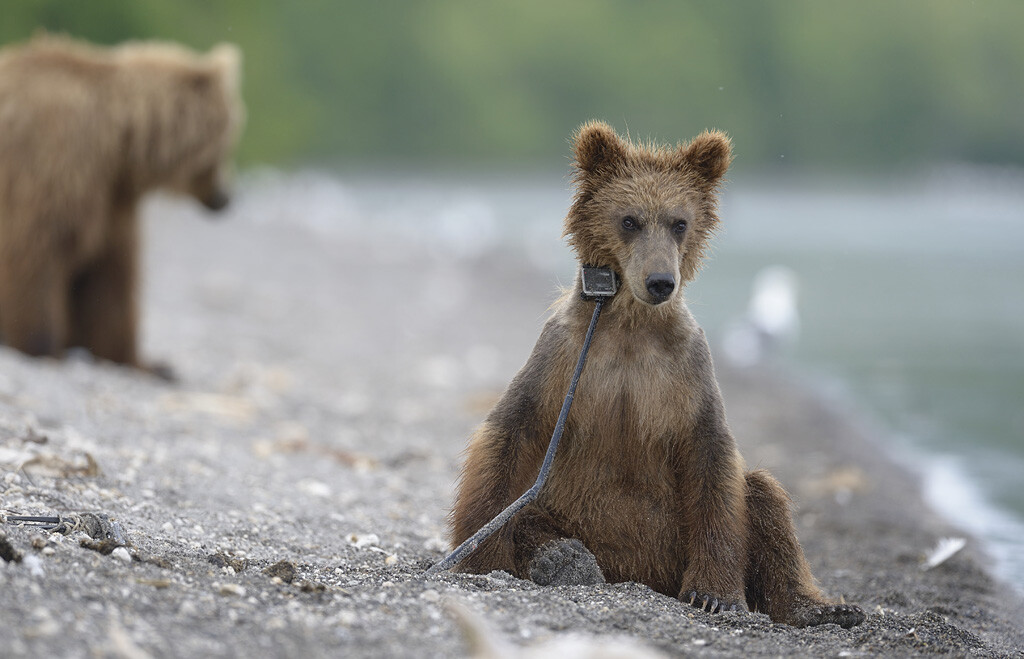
0, 35, 244, 372
450, 122, 864, 628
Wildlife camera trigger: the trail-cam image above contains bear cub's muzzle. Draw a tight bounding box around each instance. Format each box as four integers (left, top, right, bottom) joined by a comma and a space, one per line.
644, 272, 676, 304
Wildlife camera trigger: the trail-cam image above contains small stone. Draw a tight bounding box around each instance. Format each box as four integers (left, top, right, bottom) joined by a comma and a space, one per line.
22, 554, 44, 578
262, 560, 296, 584
208, 552, 247, 573
41, 547, 55, 556
384, 554, 398, 566
420, 590, 441, 603
111, 546, 132, 564
298, 479, 331, 498
79, 537, 124, 555
217, 583, 246, 597
423, 537, 447, 553
0, 532, 22, 563
347, 533, 379, 548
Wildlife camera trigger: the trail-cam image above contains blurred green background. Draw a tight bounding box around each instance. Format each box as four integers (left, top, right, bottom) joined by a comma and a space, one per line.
3, 0, 1023, 171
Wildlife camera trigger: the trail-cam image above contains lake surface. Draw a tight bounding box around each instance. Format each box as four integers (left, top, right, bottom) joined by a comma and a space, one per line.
240, 166, 1024, 592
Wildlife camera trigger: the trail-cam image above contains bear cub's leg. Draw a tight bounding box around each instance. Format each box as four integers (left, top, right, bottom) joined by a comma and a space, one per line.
744, 470, 865, 628
528, 538, 605, 587
506, 507, 605, 587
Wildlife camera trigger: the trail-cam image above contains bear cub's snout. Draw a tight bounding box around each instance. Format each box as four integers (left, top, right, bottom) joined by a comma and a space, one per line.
644, 272, 676, 303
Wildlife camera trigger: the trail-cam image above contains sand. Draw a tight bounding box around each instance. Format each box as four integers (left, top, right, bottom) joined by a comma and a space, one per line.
1, 192, 1022, 658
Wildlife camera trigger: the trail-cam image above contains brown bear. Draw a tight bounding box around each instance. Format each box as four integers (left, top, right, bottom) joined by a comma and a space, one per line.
449, 121, 865, 628
0, 35, 244, 375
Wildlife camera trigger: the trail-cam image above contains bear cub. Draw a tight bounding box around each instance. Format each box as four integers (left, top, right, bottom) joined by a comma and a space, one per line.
449, 121, 865, 628
0, 35, 244, 376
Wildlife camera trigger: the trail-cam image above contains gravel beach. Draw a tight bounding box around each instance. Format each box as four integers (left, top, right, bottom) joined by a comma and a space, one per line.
1, 184, 1022, 658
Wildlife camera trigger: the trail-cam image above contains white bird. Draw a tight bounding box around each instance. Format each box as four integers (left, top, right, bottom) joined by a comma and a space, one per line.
722, 265, 800, 367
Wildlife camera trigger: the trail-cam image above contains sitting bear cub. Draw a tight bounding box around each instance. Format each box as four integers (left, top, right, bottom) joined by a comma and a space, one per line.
449, 121, 865, 629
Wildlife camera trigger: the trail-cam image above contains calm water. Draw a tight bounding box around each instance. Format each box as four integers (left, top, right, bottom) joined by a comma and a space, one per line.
690, 173, 1024, 594
241, 167, 1024, 592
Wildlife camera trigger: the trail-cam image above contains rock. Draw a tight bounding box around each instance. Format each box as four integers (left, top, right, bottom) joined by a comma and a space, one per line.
22, 554, 44, 578
208, 552, 248, 573
111, 546, 133, 564
346, 533, 379, 548
262, 560, 297, 584
216, 583, 246, 597
0, 532, 22, 563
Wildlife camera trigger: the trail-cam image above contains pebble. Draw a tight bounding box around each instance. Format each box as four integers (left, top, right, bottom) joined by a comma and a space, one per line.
423, 537, 447, 552
217, 583, 246, 597
22, 554, 44, 578
347, 533, 379, 548
111, 546, 133, 564
298, 479, 331, 498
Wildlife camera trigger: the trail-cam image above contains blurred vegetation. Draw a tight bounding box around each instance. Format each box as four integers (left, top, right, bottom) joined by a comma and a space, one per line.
3, 1, 1023, 171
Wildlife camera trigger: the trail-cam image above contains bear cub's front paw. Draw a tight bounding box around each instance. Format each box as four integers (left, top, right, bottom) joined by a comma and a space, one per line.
528, 539, 605, 587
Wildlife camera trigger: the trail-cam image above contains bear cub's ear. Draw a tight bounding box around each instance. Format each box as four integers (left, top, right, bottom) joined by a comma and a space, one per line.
679, 130, 732, 183
573, 121, 627, 174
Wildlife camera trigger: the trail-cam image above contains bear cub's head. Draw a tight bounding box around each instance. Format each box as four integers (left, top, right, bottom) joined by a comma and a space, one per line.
566, 121, 731, 306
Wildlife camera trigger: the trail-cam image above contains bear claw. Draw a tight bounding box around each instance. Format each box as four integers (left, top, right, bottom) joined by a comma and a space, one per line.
528, 539, 605, 587
683, 590, 743, 614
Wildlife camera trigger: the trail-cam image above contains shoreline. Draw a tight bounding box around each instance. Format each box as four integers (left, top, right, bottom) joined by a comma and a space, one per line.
771, 361, 1024, 601
2, 204, 1023, 657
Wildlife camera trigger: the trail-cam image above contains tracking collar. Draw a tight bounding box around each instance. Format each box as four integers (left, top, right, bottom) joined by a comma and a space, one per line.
580, 265, 619, 301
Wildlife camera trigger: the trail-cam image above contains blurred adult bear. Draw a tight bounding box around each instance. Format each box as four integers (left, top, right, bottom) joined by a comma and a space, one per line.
0, 35, 244, 376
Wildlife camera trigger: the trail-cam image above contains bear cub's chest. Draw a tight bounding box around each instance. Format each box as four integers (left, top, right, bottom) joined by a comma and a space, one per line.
568, 327, 697, 446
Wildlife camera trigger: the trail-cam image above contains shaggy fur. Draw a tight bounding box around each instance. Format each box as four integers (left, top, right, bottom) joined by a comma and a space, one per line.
449, 121, 864, 628
0, 35, 244, 373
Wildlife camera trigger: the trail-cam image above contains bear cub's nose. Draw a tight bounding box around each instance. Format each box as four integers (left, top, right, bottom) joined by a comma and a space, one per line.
645, 273, 676, 302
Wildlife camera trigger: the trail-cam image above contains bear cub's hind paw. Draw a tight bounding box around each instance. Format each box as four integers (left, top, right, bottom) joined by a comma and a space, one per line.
529, 539, 605, 587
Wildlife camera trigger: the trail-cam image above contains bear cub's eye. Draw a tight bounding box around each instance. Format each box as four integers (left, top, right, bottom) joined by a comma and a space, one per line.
621, 216, 639, 231
672, 220, 688, 235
